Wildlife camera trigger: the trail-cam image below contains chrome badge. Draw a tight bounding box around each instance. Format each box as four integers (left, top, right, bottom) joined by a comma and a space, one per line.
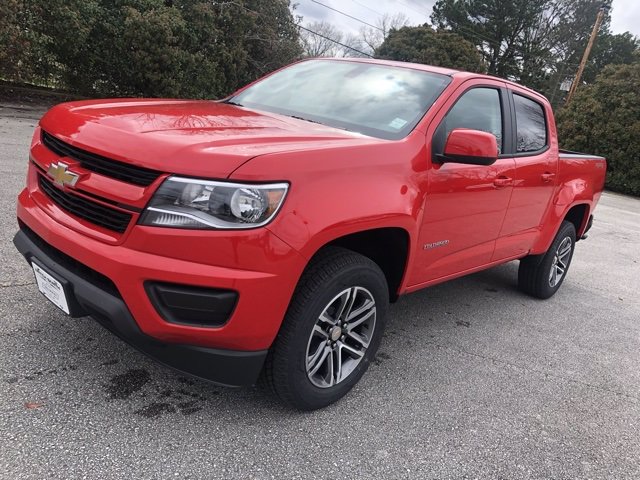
423, 240, 450, 250
47, 162, 80, 187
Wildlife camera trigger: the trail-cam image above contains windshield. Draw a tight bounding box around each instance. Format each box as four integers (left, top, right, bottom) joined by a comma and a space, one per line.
228, 60, 451, 140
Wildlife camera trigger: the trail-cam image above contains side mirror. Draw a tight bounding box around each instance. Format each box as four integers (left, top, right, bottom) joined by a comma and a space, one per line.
437, 128, 498, 166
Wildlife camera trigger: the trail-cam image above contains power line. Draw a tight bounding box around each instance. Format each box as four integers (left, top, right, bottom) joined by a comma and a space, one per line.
298, 24, 374, 57
218, 1, 373, 58
348, 0, 385, 17
359, 0, 497, 47
308, 0, 384, 32
394, 0, 431, 19
306, 0, 494, 59
311, 0, 493, 48
456, 27, 493, 45
226, 0, 484, 62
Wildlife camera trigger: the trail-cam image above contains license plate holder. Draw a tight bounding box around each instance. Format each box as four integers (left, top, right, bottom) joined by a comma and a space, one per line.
32, 260, 70, 315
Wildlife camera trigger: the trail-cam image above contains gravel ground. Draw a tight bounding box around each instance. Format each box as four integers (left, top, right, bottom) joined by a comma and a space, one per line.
1, 104, 639, 479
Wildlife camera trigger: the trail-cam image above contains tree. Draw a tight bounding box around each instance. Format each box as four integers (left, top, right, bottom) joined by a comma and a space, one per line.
514, 0, 572, 92
359, 13, 411, 55
431, 0, 548, 78
300, 13, 411, 59
0, 0, 302, 98
0, 0, 28, 81
581, 32, 639, 83
557, 62, 640, 196
243, 0, 303, 77
550, 0, 611, 70
375, 26, 485, 73
0, 0, 57, 85
544, 0, 613, 105
341, 33, 370, 58
300, 21, 344, 57
300, 21, 372, 58
429, 0, 636, 97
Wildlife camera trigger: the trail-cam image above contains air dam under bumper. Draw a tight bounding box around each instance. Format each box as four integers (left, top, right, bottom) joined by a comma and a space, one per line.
13, 228, 267, 387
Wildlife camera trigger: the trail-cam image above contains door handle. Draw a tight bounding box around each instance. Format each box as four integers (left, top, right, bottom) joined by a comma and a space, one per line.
541, 172, 556, 183
493, 176, 513, 188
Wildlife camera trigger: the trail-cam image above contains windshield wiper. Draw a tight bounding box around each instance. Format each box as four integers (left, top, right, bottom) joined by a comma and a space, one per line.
287, 115, 322, 124
287, 115, 357, 133
287, 115, 360, 133
225, 100, 244, 107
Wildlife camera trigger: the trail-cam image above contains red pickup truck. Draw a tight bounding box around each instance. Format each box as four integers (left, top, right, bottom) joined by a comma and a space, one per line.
14, 58, 606, 409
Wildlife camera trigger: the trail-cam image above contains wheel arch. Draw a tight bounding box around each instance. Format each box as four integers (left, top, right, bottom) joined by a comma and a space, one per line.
310, 227, 411, 302
563, 203, 590, 239
532, 200, 592, 254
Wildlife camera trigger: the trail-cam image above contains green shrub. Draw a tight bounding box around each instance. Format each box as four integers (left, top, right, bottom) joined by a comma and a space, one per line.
0, 0, 301, 98
375, 26, 485, 73
557, 62, 640, 196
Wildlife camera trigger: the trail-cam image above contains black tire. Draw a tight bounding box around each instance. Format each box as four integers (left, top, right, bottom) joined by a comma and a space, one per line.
263, 247, 389, 411
518, 221, 577, 299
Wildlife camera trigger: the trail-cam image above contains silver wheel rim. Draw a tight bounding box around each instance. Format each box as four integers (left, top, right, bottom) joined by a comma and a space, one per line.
305, 286, 376, 388
549, 236, 572, 287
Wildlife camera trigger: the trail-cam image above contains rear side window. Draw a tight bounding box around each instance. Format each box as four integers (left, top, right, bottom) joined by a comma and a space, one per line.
514, 94, 547, 153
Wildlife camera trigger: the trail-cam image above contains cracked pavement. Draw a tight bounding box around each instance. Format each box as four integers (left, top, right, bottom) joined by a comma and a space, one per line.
1, 104, 639, 479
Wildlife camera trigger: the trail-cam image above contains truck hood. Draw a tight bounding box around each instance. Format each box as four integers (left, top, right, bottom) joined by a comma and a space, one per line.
39, 99, 382, 178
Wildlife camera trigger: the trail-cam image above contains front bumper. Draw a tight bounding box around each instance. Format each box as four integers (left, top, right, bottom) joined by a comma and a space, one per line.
15, 181, 307, 386
17, 185, 304, 350
14, 226, 267, 386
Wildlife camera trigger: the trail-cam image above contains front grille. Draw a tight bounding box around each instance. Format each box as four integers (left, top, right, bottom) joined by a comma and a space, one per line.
39, 175, 132, 233
41, 131, 162, 186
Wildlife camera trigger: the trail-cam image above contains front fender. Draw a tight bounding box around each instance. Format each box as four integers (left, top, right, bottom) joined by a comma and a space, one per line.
228, 137, 426, 263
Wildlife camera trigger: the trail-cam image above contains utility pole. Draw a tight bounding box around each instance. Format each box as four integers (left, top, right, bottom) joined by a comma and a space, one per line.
565, 1, 611, 105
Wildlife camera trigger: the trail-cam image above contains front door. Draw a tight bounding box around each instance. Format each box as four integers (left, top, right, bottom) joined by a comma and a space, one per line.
410, 82, 516, 286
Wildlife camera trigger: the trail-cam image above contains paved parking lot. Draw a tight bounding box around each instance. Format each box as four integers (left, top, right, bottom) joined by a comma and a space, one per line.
1, 104, 639, 479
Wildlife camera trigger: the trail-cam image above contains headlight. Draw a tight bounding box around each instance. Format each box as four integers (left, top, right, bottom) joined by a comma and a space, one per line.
139, 176, 288, 229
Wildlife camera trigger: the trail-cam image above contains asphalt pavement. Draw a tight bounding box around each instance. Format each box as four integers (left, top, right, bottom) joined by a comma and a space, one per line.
1, 103, 639, 479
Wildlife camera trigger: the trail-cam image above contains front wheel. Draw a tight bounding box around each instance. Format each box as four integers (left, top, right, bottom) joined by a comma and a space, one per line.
518, 221, 577, 299
263, 247, 388, 410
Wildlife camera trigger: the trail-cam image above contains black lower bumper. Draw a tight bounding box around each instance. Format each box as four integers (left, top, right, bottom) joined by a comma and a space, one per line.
13, 227, 267, 387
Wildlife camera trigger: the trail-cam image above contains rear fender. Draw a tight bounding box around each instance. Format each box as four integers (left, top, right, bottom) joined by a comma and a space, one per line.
531, 183, 593, 254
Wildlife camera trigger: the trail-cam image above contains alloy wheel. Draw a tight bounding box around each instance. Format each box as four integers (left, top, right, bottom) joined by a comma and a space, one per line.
305, 286, 376, 388
549, 236, 572, 287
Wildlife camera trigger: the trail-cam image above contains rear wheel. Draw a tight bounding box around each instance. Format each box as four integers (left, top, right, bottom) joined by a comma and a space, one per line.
518, 221, 576, 299
264, 247, 388, 410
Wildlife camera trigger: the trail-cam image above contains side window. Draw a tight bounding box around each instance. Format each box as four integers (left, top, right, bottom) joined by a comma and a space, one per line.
513, 94, 547, 153
443, 88, 503, 153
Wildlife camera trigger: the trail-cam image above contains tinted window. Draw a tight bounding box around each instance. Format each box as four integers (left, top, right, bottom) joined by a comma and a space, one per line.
230, 60, 451, 140
443, 88, 503, 153
514, 94, 547, 152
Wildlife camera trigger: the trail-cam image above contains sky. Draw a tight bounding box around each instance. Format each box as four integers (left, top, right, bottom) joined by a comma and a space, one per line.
294, 0, 640, 39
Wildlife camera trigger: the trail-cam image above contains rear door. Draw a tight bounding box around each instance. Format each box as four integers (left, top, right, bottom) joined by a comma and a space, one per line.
410, 80, 517, 285
493, 91, 558, 260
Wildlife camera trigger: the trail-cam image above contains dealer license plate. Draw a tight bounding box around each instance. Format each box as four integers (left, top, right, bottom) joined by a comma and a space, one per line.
32, 262, 70, 314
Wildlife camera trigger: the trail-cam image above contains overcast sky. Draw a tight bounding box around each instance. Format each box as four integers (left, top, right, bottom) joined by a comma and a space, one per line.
294, 0, 640, 38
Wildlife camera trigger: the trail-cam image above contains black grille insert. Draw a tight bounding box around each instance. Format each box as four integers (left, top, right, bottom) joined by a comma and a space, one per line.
39, 175, 132, 233
41, 131, 162, 186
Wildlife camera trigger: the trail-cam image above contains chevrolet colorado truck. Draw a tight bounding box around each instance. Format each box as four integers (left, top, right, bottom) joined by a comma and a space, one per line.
14, 58, 606, 410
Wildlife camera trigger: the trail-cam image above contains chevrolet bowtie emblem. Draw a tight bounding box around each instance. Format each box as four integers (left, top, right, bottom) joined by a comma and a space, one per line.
47, 162, 80, 187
